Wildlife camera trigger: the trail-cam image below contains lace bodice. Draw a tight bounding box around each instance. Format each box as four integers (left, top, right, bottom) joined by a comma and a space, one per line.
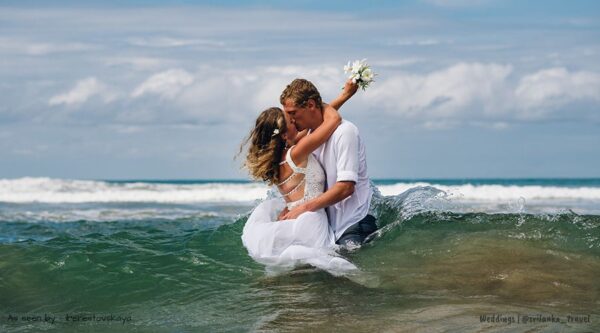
277, 146, 326, 210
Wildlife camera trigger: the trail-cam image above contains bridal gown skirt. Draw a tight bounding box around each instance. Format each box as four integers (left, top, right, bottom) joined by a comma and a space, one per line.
241, 198, 357, 275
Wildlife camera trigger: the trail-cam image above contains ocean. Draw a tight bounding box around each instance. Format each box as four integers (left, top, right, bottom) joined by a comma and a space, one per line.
1, 177, 599, 332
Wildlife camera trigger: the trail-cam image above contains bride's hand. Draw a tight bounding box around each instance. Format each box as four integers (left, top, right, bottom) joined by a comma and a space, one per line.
342, 79, 359, 99
329, 79, 359, 110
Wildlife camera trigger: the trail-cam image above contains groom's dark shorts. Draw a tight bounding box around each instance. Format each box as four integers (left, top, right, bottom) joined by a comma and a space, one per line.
336, 214, 378, 247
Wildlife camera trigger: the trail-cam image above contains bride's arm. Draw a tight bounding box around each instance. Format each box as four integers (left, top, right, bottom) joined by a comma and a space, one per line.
292, 129, 309, 144
329, 80, 358, 110
290, 80, 359, 162
290, 103, 341, 163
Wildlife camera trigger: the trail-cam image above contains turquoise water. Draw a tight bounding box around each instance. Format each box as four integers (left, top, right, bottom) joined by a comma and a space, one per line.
1, 178, 599, 332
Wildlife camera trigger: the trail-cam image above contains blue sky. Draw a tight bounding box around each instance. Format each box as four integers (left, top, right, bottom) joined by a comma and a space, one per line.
1, 0, 599, 179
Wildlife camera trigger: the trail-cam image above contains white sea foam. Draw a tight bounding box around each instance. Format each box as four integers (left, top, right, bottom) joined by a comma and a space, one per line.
377, 182, 600, 215
0, 208, 228, 223
0, 177, 269, 203
377, 183, 600, 201
1, 178, 599, 206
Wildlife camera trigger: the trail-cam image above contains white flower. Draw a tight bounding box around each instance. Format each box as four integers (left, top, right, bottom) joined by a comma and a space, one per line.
351, 60, 362, 74
272, 128, 280, 136
344, 61, 352, 73
343, 58, 376, 90
361, 68, 373, 81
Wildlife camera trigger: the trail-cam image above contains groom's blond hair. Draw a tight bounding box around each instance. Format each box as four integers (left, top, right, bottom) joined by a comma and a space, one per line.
280, 78, 322, 109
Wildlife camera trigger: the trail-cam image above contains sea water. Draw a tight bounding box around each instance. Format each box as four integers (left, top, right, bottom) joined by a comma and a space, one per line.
1, 178, 599, 332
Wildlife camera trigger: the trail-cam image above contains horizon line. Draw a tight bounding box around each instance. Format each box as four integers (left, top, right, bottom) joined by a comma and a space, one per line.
3, 176, 600, 182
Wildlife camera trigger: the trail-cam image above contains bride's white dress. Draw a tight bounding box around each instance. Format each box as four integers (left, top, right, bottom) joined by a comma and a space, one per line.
241, 147, 357, 275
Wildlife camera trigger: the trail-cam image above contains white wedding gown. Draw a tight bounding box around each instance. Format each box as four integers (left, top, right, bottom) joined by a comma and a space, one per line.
241, 147, 358, 276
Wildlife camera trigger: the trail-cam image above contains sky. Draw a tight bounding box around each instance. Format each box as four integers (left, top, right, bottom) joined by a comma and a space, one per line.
1, 0, 599, 180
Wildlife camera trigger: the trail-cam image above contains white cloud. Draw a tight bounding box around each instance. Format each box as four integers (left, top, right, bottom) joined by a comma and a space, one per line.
131, 69, 194, 99
39, 62, 600, 128
367, 62, 513, 118
365, 63, 600, 125
386, 38, 453, 46
422, 120, 459, 130
515, 67, 600, 110
422, 0, 494, 7
257, 65, 342, 106
126, 37, 225, 48
108, 125, 144, 134
105, 57, 168, 70
124, 63, 600, 128
48, 77, 114, 106
173, 75, 240, 122
372, 58, 424, 68
0, 37, 98, 55
25, 42, 97, 55
172, 65, 344, 124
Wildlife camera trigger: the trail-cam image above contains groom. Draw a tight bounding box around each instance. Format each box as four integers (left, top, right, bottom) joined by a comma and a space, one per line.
280, 78, 377, 247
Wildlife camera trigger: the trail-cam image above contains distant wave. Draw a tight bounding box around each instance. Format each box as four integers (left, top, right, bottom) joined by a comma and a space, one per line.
0, 177, 268, 203
377, 182, 600, 201
1, 177, 600, 204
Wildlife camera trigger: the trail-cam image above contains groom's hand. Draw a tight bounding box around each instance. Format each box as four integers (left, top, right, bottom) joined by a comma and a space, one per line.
282, 204, 309, 220
278, 207, 289, 220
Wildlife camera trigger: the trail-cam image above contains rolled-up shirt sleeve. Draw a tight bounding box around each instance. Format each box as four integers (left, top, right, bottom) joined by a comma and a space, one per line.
335, 126, 359, 183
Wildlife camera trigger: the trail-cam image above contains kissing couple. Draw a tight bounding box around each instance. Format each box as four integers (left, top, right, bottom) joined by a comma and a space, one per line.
240, 77, 377, 274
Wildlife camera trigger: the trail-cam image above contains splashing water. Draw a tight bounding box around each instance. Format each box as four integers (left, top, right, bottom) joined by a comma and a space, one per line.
1, 178, 599, 332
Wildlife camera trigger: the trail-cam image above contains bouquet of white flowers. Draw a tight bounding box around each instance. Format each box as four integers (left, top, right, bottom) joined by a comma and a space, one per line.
344, 59, 375, 90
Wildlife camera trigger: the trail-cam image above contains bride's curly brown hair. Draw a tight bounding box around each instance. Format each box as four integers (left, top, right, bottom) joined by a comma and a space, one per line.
239, 107, 287, 185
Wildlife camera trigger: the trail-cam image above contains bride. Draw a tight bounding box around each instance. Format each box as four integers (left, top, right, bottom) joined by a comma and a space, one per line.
239, 80, 359, 275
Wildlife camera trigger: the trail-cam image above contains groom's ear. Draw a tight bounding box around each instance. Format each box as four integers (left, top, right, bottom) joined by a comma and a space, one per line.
306, 99, 317, 110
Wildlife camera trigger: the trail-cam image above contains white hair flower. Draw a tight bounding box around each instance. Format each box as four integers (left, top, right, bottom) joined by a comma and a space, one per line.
272, 128, 280, 136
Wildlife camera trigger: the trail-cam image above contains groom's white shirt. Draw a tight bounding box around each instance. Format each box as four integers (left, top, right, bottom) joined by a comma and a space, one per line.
313, 119, 373, 240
